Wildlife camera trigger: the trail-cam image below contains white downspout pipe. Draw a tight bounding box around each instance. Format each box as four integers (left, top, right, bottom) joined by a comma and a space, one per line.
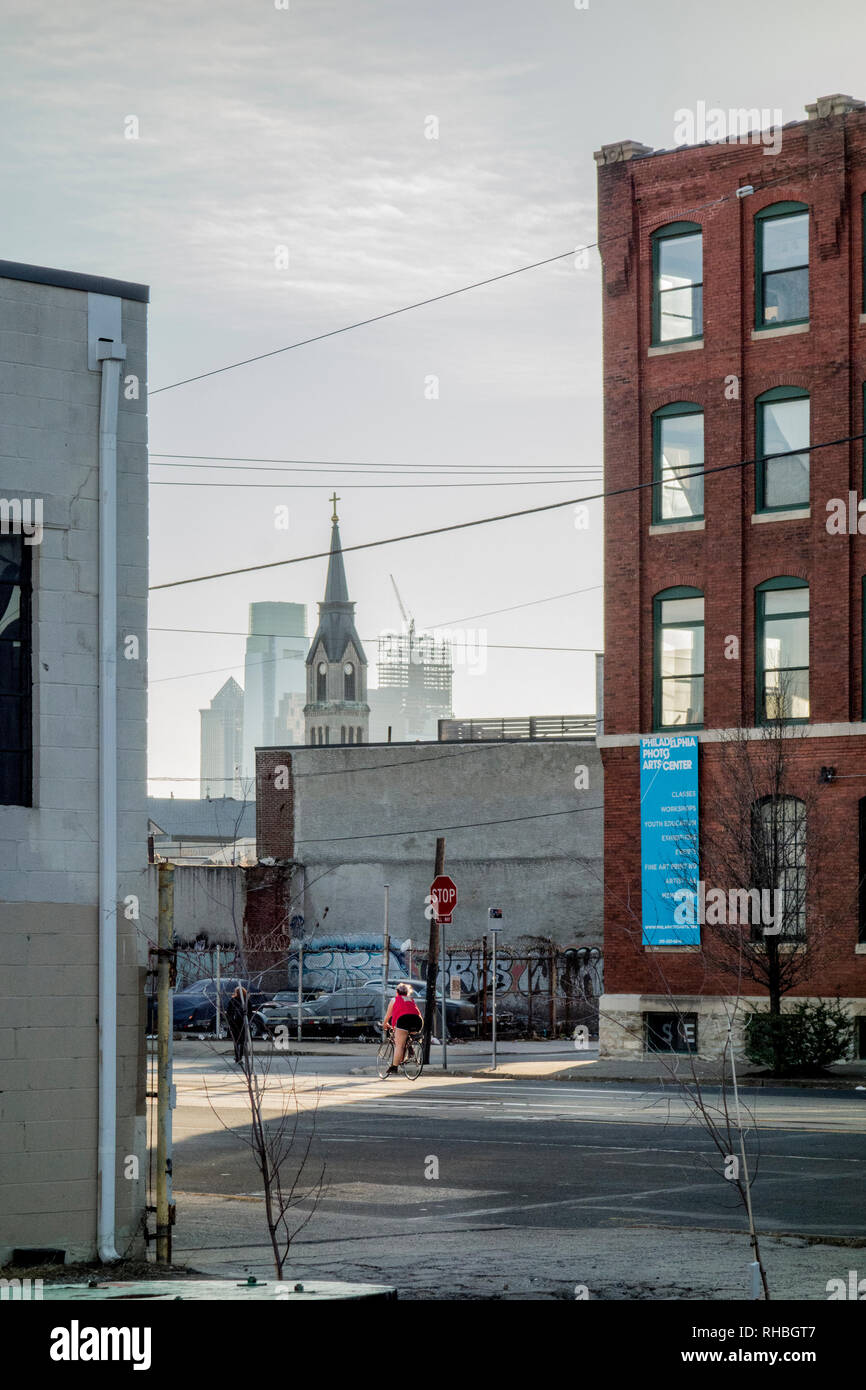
96, 335, 126, 1262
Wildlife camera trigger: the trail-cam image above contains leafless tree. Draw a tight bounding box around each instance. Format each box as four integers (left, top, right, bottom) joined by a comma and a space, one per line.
669, 711, 835, 1070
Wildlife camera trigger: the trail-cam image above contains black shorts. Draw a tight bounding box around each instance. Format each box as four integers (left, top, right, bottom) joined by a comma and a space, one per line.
394, 1014, 422, 1034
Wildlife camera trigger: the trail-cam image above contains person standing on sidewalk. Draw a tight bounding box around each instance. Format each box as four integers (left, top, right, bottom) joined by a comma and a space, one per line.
226, 985, 250, 1065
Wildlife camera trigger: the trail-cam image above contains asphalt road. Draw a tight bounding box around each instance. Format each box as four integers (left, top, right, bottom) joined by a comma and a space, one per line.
163, 1054, 866, 1299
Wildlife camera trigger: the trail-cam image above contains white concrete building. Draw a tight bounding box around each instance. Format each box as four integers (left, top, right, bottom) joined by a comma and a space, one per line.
0, 259, 151, 1265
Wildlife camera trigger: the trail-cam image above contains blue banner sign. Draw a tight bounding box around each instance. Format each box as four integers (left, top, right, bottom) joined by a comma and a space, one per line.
640, 734, 699, 946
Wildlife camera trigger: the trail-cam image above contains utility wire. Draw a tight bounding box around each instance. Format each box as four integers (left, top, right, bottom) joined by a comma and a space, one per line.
149, 431, 866, 592
149, 736, 598, 785
147, 584, 603, 642
148, 249, 579, 395
150, 477, 596, 490
147, 160, 817, 399
294, 802, 604, 844
150, 640, 599, 683
149, 454, 595, 473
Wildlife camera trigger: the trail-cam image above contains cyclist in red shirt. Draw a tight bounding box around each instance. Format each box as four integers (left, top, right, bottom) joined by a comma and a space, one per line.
383, 983, 422, 1075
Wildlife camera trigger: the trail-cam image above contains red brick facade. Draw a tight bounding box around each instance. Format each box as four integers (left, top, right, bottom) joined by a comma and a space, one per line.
596, 100, 866, 1026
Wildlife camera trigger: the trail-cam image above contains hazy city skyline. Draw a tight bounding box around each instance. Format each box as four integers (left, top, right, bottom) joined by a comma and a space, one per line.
3, 0, 865, 792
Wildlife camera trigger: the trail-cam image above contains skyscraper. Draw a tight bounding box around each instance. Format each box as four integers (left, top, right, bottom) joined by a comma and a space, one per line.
241, 602, 309, 777
199, 676, 244, 799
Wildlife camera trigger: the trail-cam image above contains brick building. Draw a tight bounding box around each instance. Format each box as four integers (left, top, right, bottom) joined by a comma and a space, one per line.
595, 94, 866, 1057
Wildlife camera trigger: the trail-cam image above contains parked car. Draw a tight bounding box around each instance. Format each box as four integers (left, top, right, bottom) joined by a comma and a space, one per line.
254, 991, 309, 1033
171, 977, 273, 1038
305, 980, 475, 1038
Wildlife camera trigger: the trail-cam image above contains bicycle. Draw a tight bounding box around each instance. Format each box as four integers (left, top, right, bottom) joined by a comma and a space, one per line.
376, 1026, 424, 1080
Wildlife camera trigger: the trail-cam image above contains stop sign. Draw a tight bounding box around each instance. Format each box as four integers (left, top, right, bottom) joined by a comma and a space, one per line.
430, 874, 458, 923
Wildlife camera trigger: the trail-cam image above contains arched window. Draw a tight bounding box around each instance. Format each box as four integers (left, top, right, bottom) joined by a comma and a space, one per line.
340, 726, 346, 744
344, 662, 356, 701
653, 586, 704, 730
651, 221, 703, 344
752, 795, 806, 940
755, 201, 809, 328
347, 727, 354, 744
357, 727, 362, 744
652, 402, 704, 523
756, 387, 809, 513
316, 662, 327, 702
756, 578, 809, 721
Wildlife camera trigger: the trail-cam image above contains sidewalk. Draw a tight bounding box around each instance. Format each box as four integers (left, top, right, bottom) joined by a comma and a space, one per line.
155, 1037, 866, 1088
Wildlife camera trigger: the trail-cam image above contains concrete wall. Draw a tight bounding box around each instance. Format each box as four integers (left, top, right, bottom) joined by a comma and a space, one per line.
256, 739, 603, 949
0, 270, 150, 1264
170, 865, 246, 948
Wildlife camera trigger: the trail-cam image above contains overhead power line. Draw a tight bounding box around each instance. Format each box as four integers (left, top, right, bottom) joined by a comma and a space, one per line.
150, 478, 596, 490
147, 161, 819, 401
148, 431, 866, 592
147, 155, 837, 404
148, 249, 579, 396
149, 454, 594, 473
293, 802, 604, 844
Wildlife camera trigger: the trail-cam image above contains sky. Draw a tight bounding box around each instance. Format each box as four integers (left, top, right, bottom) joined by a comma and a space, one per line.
3, 0, 866, 795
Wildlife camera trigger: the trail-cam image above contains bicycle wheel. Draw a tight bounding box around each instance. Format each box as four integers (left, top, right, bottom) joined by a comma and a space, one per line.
376, 1039, 394, 1079
401, 1038, 423, 1080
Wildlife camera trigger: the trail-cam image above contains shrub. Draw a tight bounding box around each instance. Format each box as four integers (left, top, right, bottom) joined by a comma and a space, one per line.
744, 999, 856, 1075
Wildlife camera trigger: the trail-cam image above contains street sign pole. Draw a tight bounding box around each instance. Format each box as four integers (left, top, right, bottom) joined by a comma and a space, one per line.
440, 921, 447, 1071
492, 930, 497, 1072
488, 908, 502, 1072
382, 884, 390, 1036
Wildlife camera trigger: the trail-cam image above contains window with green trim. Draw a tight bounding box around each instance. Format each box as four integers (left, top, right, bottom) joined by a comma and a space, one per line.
752, 795, 806, 940
652, 403, 704, 523
653, 587, 704, 730
755, 202, 809, 328
756, 387, 809, 512
652, 222, 703, 344
756, 578, 809, 722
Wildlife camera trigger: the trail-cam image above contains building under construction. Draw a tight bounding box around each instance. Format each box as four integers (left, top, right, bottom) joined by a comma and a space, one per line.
372, 627, 453, 741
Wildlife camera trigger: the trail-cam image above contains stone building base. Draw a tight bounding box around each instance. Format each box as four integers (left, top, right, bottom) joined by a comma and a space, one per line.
599, 993, 866, 1060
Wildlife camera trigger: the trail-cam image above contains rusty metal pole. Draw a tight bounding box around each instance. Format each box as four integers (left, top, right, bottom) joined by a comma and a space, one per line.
527, 953, 534, 1036
156, 862, 174, 1264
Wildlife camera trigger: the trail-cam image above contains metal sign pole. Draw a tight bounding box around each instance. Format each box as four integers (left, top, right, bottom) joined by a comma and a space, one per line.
440, 921, 447, 1070
382, 884, 390, 1031
488, 908, 502, 1072
492, 930, 497, 1072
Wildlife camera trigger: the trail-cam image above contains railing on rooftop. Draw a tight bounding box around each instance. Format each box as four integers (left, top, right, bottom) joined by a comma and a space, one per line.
438, 715, 596, 741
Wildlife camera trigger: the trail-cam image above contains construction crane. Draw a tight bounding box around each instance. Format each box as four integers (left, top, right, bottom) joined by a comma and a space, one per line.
389, 574, 416, 647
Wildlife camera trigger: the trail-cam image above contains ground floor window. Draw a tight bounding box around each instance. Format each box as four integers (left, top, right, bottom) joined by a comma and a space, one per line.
645, 1012, 698, 1054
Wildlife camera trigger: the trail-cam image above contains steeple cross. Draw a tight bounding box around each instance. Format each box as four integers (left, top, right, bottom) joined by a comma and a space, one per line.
329, 492, 340, 523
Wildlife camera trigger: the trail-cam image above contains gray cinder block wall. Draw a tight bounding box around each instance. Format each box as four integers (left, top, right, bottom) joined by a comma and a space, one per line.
0, 262, 151, 1264
256, 739, 603, 949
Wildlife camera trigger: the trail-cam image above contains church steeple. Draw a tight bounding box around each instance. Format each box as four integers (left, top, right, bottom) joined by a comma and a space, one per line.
304, 503, 369, 746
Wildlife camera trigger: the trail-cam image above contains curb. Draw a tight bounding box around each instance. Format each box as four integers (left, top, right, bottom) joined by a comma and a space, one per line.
350, 1064, 866, 1091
